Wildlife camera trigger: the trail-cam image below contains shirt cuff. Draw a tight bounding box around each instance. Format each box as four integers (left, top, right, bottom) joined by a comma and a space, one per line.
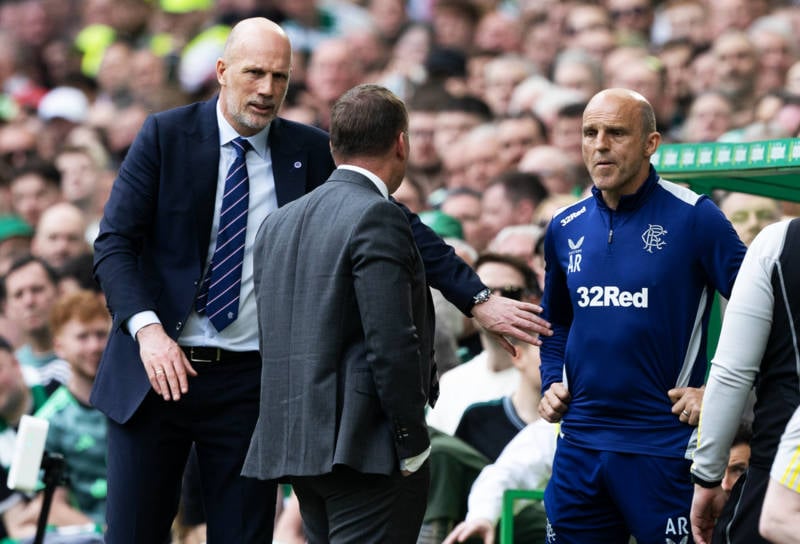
691, 473, 722, 489
400, 446, 431, 473
127, 311, 161, 339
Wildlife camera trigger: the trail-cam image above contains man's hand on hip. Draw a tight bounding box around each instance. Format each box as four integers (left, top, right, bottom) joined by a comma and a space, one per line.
136, 323, 197, 401
540, 382, 570, 422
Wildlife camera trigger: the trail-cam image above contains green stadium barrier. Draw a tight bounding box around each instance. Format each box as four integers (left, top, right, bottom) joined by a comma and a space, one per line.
654, 138, 800, 360
500, 488, 545, 544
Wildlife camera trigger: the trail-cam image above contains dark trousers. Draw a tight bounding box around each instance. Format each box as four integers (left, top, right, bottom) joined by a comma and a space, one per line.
291, 462, 430, 544
104, 357, 276, 544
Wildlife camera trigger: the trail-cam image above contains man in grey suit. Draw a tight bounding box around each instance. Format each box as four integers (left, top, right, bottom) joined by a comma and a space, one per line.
243, 84, 435, 543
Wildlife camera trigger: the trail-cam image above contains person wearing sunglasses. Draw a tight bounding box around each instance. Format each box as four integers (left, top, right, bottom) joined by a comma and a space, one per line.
428, 252, 539, 437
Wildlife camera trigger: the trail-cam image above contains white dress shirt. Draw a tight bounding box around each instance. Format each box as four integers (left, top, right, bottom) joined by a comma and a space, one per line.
128, 103, 278, 351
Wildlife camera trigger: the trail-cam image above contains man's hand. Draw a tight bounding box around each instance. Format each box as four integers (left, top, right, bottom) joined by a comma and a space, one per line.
442, 518, 495, 544
668, 386, 704, 426
539, 382, 570, 422
136, 323, 197, 401
471, 294, 552, 355
691, 485, 727, 544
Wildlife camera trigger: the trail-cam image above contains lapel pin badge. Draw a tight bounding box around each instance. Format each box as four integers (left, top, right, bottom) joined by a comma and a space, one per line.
293, 161, 302, 168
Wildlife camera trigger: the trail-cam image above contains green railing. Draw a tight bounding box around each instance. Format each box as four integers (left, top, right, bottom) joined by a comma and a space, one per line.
500, 488, 545, 544
652, 138, 800, 200
654, 138, 800, 359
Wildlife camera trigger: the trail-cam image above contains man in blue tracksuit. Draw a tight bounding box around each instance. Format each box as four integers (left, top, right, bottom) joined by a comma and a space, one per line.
538, 88, 746, 544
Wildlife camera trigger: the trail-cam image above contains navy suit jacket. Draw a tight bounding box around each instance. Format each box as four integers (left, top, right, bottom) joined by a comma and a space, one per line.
92, 97, 483, 424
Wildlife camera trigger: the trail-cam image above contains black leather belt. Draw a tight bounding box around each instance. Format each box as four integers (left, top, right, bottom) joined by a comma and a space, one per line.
180, 346, 259, 363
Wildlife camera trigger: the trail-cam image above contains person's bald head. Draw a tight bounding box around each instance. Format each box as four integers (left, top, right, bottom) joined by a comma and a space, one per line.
32, 202, 89, 269
216, 18, 292, 136
586, 88, 656, 138
582, 88, 660, 208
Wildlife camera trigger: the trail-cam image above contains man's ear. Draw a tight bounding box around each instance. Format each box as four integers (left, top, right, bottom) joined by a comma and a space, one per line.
396, 131, 408, 160
216, 59, 226, 86
644, 131, 662, 157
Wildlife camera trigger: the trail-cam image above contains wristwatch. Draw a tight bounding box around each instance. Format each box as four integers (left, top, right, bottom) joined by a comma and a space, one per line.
472, 288, 492, 306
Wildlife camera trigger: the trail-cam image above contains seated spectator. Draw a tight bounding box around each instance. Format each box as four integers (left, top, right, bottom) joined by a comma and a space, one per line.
418, 427, 491, 544
442, 337, 555, 544
8, 161, 62, 230
442, 418, 557, 544
551, 49, 604, 101
0, 215, 33, 276
481, 54, 537, 117
722, 424, 752, 497
34, 290, 111, 528
681, 91, 734, 143
487, 225, 543, 292
31, 202, 90, 270
2, 255, 69, 386
427, 253, 538, 435
393, 175, 428, 214
53, 146, 107, 244
433, 95, 492, 167
495, 113, 546, 172
439, 188, 485, 252
0, 336, 59, 540
719, 191, 782, 246
518, 145, 585, 197
56, 252, 101, 297
455, 339, 543, 462
480, 171, 547, 244
460, 124, 505, 193
0, 215, 33, 347
549, 102, 586, 165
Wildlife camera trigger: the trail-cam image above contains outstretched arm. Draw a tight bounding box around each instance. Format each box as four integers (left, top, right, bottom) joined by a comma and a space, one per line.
396, 200, 551, 353
471, 295, 551, 354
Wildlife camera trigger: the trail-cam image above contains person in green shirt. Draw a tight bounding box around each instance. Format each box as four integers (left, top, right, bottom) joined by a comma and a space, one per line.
35, 290, 110, 532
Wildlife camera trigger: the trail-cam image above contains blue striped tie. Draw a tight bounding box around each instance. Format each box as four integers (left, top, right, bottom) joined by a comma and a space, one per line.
196, 137, 252, 331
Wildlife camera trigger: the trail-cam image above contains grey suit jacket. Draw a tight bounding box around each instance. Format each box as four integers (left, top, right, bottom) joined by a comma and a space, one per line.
243, 168, 437, 480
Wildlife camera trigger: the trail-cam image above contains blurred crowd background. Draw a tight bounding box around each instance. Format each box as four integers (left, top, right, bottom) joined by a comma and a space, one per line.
1, 0, 800, 542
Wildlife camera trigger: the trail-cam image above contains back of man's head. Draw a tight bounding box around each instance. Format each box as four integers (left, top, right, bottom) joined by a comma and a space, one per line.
330, 84, 408, 160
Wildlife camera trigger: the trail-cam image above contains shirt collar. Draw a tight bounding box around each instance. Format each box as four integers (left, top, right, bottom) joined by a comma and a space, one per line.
338, 164, 389, 199
216, 100, 270, 159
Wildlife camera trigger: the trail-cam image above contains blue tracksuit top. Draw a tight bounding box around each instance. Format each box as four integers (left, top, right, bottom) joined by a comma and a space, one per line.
540, 166, 746, 458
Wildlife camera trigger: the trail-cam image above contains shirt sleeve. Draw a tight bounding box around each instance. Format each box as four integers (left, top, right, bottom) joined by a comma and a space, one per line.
540, 219, 571, 393
465, 421, 557, 524
770, 405, 800, 491
692, 220, 786, 482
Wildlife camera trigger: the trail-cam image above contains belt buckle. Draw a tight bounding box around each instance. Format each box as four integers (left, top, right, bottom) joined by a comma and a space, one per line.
190, 347, 221, 363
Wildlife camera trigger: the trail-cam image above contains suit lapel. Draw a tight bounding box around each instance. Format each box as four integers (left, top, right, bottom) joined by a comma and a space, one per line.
270, 118, 313, 207
191, 98, 222, 265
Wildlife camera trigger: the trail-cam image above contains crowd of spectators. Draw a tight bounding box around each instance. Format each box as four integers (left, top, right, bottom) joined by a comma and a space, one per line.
0, 0, 799, 542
